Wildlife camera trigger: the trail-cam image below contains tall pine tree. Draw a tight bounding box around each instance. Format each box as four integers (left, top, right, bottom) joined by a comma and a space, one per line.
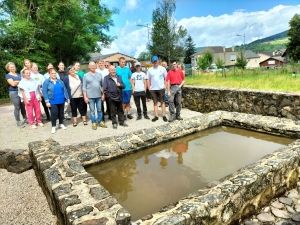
184, 34, 196, 64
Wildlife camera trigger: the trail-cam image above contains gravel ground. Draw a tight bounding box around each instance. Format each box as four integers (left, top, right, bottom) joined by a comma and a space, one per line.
0, 100, 201, 225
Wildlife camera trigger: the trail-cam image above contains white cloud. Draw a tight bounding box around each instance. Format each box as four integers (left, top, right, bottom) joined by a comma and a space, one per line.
124, 0, 139, 10
101, 5, 300, 57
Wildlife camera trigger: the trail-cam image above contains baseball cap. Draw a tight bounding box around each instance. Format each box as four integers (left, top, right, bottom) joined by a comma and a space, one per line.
151, 56, 159, 62
135, 62, 141, 66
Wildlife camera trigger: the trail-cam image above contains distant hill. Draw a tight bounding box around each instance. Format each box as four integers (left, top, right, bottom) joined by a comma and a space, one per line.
194, 30, 289, 54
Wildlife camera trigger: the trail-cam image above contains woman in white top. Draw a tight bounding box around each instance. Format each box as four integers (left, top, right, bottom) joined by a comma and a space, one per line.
18, 69, 43, 128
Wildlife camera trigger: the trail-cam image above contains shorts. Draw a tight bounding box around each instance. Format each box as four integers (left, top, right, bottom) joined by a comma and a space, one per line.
150, 89, 165, 104
122, 90, 132, 103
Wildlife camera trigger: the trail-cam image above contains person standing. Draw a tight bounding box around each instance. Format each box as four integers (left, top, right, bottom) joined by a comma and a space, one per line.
57, 61, 71, 120
96, 59, 110, 121
42, 68, 70, 134
162, 61, 170, 107
147, 56, 168, 122
18, 69, 43, 128
103, 65, 128, 129
83, 61, 107, 130
5, 62, 28, 128
166, 60, 185, 122
74, 62, 85, 78
104, 61, 111, 69
116, 57, 133, 119
64, 66, 87, 126
130, 62, 150, 120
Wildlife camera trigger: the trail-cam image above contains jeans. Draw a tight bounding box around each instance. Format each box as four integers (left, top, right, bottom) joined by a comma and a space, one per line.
89, 98, 102, 123
9, 91, 27, 122
133, 91, 147, 116
168, 85, 182, 118
50, 103, 64, 127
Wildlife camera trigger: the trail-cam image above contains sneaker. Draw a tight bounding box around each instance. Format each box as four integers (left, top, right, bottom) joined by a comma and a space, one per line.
98, 121, 107, 128
136, 115, 142, 120
92, 122, 97, 130
168, 117, 176, 122
64, 114, 71, 120
60, 124, 67, 130
17, 121, 25, 128
176, 116, 183, 120
127, 114, 134, 119
152, 116, 158, 122
23, 118, 29, 124
163, 116, 168, 122
119, 123, 128, 127
38, 123, 44, 127
144, 115, 150, 119
31, 124, 37, 129
113, 124, 117, 129
51, 127, 56, 134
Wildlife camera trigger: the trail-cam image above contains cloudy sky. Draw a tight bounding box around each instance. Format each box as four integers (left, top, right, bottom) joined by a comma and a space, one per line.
101, 0, 300, 58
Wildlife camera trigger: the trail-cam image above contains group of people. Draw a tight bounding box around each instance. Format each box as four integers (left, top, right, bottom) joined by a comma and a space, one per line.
5, 55, 185, 133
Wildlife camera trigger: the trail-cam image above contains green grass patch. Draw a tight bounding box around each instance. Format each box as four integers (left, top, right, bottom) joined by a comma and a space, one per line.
186, 66, 300, 92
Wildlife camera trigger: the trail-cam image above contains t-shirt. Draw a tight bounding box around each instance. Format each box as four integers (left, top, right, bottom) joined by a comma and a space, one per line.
116, 66, 132, 91
76, 70, 85, 78
50, 82, 65, 105
31, 72, 44, 92
147, 65, 167, 90
82, 72, 103, 98
166, 70, 185, 85
44, 72, 60, 80
6, 73, 22, 91
96, 68, 109, 83
131, 71, 147, 92
18, 78, 39, 100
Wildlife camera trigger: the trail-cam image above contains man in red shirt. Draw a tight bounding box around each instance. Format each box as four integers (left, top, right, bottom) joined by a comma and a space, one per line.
166, 60, 185, 122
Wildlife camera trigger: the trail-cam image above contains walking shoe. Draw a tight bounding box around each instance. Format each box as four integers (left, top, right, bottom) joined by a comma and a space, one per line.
163, 116, 168, 122
60, 124, 67, 130
119, 123, 128, 127
64, 114, 71, 120
38, 123, 44, 127
176, 116, 183, 120
92, 123, 97, 130
136, 115, 142, 120
144, 115, 150, 119
168, 117, 176, 122
98, 121, 107, 128
165, 104, 169, 107
17, 121, 25, 128
31, 124, 37, 129
51, 127, 56, 134
23, 118, 29, 124
127, 114, 133, 119
152, 116, 158, 122
113, 124, 117, 129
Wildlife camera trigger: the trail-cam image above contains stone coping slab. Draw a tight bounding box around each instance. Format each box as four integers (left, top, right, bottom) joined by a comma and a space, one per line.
28, 111, 300, 225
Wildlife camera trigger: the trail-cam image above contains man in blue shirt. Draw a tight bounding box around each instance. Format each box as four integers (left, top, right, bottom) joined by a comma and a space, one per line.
116, 57, 133, 119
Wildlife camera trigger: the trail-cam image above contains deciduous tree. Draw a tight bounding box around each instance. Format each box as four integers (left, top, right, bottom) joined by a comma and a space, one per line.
235, 51, 248, 76
286, 14, 300, 62
197, 50, 213, 71
149, 0, 187, 65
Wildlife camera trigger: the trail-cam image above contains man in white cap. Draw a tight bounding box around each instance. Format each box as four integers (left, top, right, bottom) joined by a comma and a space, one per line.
130, 62, 150, 120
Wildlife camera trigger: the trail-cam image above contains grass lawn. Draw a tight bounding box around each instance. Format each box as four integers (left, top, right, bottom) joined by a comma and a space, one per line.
185, 66, 300, 92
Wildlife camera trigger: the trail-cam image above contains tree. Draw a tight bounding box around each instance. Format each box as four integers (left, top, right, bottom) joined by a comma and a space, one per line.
137, 51, 151, 61
286, 14, 300, 62
149, 0, 187, 65
235, 51, 248, 76
184, 34, 196, 64
215, 57, 226, 77
197, 50, 213, 71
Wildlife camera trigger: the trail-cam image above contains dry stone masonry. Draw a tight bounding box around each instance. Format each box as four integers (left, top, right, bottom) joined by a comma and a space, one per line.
183, 86, 300, 120
29, 110, 300, 225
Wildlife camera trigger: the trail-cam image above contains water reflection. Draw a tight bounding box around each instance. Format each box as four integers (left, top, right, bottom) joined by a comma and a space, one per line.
87, 126, 294, 221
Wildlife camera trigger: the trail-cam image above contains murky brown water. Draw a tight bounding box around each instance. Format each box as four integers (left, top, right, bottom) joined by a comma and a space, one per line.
87, 126, 294, 221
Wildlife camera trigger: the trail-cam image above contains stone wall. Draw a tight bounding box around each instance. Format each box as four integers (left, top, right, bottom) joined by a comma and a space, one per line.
183, 86, 300, 120
29, 111, 300, 225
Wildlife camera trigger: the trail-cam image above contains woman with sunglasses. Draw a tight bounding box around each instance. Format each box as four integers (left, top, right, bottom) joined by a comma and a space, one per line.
63, 66, 87, 126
